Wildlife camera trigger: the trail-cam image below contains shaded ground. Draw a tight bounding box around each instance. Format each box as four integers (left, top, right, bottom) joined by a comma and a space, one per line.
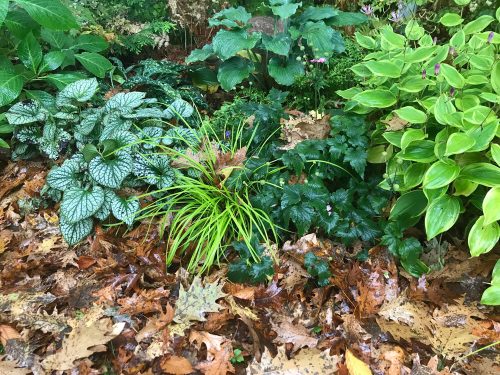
0, 161, 499, 374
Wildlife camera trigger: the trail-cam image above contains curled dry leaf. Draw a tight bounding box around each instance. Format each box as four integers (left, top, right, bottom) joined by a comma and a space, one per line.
280, 112, 331, 150
189, 330, 225, 360
0, 324, 21, 346
195, 341, 234, 375
345, 349, 372, 375
160, 355, 194, 375
271, 314, 318, 352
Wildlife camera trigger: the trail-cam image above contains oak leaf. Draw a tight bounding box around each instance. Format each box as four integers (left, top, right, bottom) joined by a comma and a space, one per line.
195, 341, 234, 375
161, 356, 194, 375
189, 330, 225, 360
271, 314, 318, 352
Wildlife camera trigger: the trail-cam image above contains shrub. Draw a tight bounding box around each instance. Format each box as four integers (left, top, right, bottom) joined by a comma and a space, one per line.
343, 6, 500, 303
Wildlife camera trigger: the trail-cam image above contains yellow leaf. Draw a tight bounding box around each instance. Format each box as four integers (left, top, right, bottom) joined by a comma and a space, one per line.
346, 349, 372, 375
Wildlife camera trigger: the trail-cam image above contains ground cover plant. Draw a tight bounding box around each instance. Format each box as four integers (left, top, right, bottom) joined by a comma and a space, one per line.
0, 0, 499, 374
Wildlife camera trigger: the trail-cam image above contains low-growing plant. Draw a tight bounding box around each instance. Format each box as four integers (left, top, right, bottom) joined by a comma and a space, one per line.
227, 236, 274, 284
343, 5, 500, 302
186, 1, 369, 90
304, 252, 331, 287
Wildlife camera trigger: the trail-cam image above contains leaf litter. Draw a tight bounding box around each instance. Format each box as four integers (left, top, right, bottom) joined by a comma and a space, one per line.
0, 161, 498, 374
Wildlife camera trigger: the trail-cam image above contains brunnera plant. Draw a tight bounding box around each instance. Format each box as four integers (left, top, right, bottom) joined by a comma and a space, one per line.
185, 1, 368, 90
342, 6, 500, 304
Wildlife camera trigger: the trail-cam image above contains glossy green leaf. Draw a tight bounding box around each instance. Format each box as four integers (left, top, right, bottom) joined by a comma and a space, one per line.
301, 21, 344, 57
271, 2, 301, 19
217, 56, 254, 91
14, 0, 78, 30
425, 194, 460, 240
453, 179, 478, 196
468, 216, 500, 256
75, 52, 113, 78
18, 32, 43, 72
394, 106, 427, 124
439, 13, 463, 27
423, 160, 460, 189
0, 71, 24, 106
390, 190, 428, 221
71, 34, 108, 52
462, 15, 494, 34
262, 33, 291, 56
460, 163, 500, 187
186, 44, 214, 64
481, 285, 500, 305
38, 51, 65, 73
0, 0, 9, 27
483, 188, 500, 225
365, 60, 401, 78
491, 143, 500, 166
268, 57, 304, 86
352, 89, 397, 108
397, 140, 436, 163
404, 163, 428, 189
492, 61, 500, 95
440, 63, 465, 89
450, 30, 465, 49
445, 132, 475, 155
212, 29, 260, 61
355, 32, 376, 49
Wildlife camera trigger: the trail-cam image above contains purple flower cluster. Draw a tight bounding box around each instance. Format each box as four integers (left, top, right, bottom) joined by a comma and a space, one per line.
310, 57, 327, 63
360, 4, 373, 16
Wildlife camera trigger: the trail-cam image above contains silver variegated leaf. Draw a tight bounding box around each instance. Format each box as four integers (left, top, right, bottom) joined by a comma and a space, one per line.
133, 154, 175, 189
6, 101, 47, 125
56, 78, 98, 107
105, 92, 146, 113
122, 107, 165, 119
163, 99, 194, 119
93, 189, 116, 221
60, 217, 93, 246
60, 186, 105, 224
76, 110, 102, 135
47, 164, 80, 190
111, 194, 139, 226
140, 127, 163, 149
89, 151, 133, 188
100, 113, 132, 141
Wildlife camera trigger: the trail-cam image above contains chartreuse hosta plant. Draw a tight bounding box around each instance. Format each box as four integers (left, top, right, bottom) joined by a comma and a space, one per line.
186, 1, 368, 90
341, 7, 500, 303
0, 0, 114, 108
6, 78, 197, 245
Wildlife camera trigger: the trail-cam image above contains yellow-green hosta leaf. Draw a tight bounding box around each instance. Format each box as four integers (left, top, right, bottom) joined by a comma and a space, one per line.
492, 61, 500, 95
404, 163, 428, 189
401, 128, 425, 150
423, 160, 460, 189
450, 30, 465, 49
440, 63, 465, 88
425, 194, 460, 240
355, 32, 377, 49
394, 106, 427, 124
365, 60, 402, 78
353, 89, 397, 108
481, 285, 500, 305
445, 132, 476, 155
433, 94, 456, 125
463, 15, 495, 34
439, 13, 463, 27
468, 216, 500, 256
483, 187, 500, 225
491, 143, 500, 166
460, 163, 500, 187
453, 179, 478, 196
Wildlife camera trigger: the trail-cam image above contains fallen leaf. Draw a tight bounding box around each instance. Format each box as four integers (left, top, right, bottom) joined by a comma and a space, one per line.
226, 295, 258, 321
189, 330, 225, 360
381, 115, 408, 131
246, 346, 340, 374
195, 341, 234, 375
0, 357, 31, 375
160, 356, 194, 375
271, 314, 318, 352
346, 349, 372, 375
0, 324, 21, 345
280, 112, 331, 150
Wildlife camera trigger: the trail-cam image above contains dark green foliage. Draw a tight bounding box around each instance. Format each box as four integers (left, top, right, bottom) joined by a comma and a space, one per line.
304, 252, 331, 287
227, 237, 274, 284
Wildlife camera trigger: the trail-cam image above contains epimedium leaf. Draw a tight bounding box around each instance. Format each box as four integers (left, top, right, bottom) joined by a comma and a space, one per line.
18, 32, 43, 72
75, 52, 113, 78
468, 216, 500, 257
111, 194, 139, 226
217, 56, 254, 91
14, 0, 78, 30
59, 217, 93, 246
267, 56, 304, 86
60, 186, 105, 224
483, 187, 500, 226
425, 194, 460, 240
89, 151, 133, 189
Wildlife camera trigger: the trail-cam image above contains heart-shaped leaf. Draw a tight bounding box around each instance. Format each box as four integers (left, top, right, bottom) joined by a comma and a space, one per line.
60, 217, 93, 245
111, 194, 139, 226
61, 186, 105, 224
89, 151, 133, 188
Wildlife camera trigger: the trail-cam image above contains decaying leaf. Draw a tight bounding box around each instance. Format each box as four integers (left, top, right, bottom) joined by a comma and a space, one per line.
381, 114, 408, 131
189, 330, 225, 360
280, 111, 331, 150
0, 357, 31, 375
195, 340, 234, 375
246, 346, 340, 375
0, 325, 21, 346
41, 318, 125, 371
0, 292, 56, 316
271, 314, 318, 352
160, 355, 194, 375
170, 277, 226, 336
346, 349, 372, 375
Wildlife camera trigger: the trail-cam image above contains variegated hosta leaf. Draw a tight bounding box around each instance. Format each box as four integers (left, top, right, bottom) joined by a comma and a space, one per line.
141, 127, 163, 149
100, 113, 132, 141
104, 92, 146, 113
89, 151, 133, 189
94, 189, 116, 221
61, 186, 105, 224
111, 194, 139, 226
133, 154, 175, 189
56, 78, 98, 108
60, 217, 93, 246
6, 100, 47, 125
76, 110, 102, 136
163, 98, 194, 119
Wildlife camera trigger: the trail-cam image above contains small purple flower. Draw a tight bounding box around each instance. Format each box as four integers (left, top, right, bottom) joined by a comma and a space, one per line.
434, 63, 441, 76
389, 10, 403, 23
360, 4, 373, 16
310, 57, 327, 63
450, 87, 455, 97
422, 69, 427, 79
225, 130, 231, 139
487, 31, 494, 44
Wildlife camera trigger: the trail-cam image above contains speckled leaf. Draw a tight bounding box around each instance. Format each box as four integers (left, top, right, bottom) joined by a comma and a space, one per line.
111, 194, 139, 226
59, 217, 93, 245
60, 186, 105, 224
89, 151, 133, 188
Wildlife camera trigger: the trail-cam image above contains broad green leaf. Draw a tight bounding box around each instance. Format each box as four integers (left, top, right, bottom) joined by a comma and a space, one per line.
405, 46, 436, 63
460, 163, 500, 187
71, 34, 108, 52
401, 129, 425, 150
355, 32, 376, 49
328, 11, 367, 26
298, 6, 338, 23
268, 57, 304, 86
0, 124, 14, 133
394, 106, 427, 124
0, 138, 9, 148
465, 121, 498, 152
46, 162, 81, 190
0, 0, 8, 27
481, 285, 500, 305
59, 217, 93, 246
186, 44, 214, 64
217, 56, 254, 91
423, 160, 460, 189
89, 151, 133, 189
41, 29, 68, 49
453, 179, 478, 196
491, 143, 500, 166
440, 63, 465, 88
4, 7, 37, 39
390, 190, 427, 221
483, 187, 500, 225
380, 26, 405, 50
61, 186, 105, 224
163, 98, 194, 119
450, 30, 465, 49
18, 32, 42, 72
262, 33, 291, 56
398, 75, 429, 93
454, 0, 470, 4
433, 94, 456, 125
301, 21, 341, 57
111, 194, 139, 226
468, 216, 500, 256
492, 61, 500, 95
404, 163, 428, 189
469, 55, 494, 71
425, 195, 460, 240
439, 13, 463, 27
445, 132, 475, 155
43, 72, 87, 90
209, 6, 251, 28
365, 60, 401, 78
271, 2, 301, 19
352, 89, 397, 108
462, 15, 494, 34
14, 0, 78, 30
75, 52, 113, 78
38, 51, 65, 73
56, 78, 98, 104
405, 20, 425, 40
212, 29, 260, 61
397, 140, 436, 163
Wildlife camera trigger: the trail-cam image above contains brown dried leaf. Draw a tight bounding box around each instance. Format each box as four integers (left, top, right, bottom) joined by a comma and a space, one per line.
280, 112, 331, 150
271, 314, 318, 352
189, 330, 225, 360
345, 349, 372, 375
0, 325, 21, 346
160, 356, 194, 375
0, 357, 30, 375
195, 341, 234, 375
381, 115, 408, 131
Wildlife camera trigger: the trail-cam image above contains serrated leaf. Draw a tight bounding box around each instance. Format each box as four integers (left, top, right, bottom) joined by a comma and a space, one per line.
59, 217, 93, 246
89, 151, 133, 189
61, 186, 105, 224
111, 194, 139, 226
